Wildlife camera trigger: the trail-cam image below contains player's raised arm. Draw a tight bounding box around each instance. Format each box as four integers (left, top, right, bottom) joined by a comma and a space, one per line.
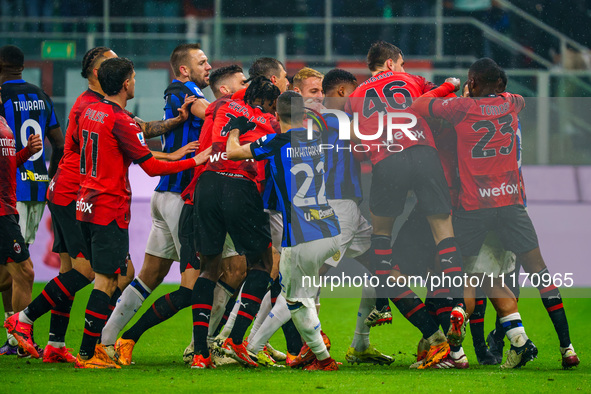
136, 95, 199, 138
226, 116, 257, 160
412, 78, 460, 117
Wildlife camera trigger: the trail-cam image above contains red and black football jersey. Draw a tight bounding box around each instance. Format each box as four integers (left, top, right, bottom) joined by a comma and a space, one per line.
428, 94, 525, 210
181, 95, 233, 204
345, 71, 437, 165
0, 116, 20, 216
47, 89, 103, 206
76, 99, 152, 228
203, 99, 279, 183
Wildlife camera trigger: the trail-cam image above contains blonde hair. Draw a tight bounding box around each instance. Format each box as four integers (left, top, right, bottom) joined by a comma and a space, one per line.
292, 67, 324, 89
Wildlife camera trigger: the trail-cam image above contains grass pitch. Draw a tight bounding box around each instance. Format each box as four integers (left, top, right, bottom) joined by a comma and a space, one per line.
1, 284, 589, 393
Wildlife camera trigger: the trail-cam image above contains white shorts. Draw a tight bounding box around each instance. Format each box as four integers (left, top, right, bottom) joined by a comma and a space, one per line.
265, 209, 283, 253
279, 235, 339, 301
145, 191, 184, 261
323, 199, 372, 267
464, 232, 516, 277
16, 201, 45, 245
222, 233, 239, 259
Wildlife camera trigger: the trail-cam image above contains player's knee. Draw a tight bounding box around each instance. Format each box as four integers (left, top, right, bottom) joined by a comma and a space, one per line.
10, 260, 35, 285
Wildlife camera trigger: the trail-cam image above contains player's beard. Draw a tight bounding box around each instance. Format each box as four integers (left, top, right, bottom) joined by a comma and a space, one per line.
190, 69, 208, 89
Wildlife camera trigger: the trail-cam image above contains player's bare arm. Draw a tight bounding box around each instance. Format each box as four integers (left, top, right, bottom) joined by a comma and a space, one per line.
150, 141, 200, 161
225, 116, 258, 160
226, 128, 254, 160
189, 97, 210, 120
46, 126, 65, 178
137, 95, 199, 138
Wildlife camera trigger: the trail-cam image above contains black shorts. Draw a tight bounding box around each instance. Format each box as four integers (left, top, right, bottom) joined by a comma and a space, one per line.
392, 208, 435, 278
0, 214, 30, 264
79, 220, 128, 276
453, 205, 539, 257
194, 172, 271, 256
370, 145, 451, 218
179, 203, 200, 273
48, 201, 87, 259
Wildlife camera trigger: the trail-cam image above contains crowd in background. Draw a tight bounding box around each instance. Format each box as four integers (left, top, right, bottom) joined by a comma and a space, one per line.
1, 0, 591, 69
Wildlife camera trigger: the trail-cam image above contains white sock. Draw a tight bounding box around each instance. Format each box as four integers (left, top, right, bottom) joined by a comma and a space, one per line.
450, 346, 465, 359
208, 282, 233, 338
101, 278, 152, 345
19, 311, 33, 325
219, 287, 242, 339
247, 294, 291, 354
290, 300, 330, 361
314, 287, 321, 314
47, 340, 65, 348
247, 291, 272, 343
351, 286, 375, 352
499, 312, 528, 348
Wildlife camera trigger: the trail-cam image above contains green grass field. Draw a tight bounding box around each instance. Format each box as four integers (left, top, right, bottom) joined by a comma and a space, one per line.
1, 284, 589, 392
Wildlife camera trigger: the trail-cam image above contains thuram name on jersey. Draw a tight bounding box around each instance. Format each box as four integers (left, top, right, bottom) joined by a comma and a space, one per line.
12, 99, 46, 112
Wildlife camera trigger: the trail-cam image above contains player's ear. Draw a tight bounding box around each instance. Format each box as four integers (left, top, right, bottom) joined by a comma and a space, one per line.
179, 65, 188, 78
385, 58, 394, 71
293, 86, 301, 94
270, 75, 278, 85
338, 85, 346, 97
220, 85, 229, 95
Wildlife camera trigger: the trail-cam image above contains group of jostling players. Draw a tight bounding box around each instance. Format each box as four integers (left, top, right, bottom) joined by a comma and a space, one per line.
0, 40, 580, 371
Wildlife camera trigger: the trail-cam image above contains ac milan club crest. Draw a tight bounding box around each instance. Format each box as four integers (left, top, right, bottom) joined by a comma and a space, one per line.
13, 241, 21, 254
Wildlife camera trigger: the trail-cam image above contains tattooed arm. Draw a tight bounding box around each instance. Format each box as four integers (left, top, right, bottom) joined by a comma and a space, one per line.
136, 95, 199, 138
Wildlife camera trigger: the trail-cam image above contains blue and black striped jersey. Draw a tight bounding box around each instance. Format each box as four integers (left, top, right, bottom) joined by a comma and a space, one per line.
251, 127, 340, 247
155, 80, 205, 193
321, 113, 363, 202
0, 79, 60, 202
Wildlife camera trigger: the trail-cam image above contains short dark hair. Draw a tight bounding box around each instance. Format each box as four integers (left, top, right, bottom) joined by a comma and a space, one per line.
277, 91, 304, 125
81, 46, 112, 79
367, 41, 403, 72
498, 68, 507, 93
98, 57, 134, 96
322, 68, 358, 94
248, 57, 285, 80
170, 43, 201, 77
0, 45, 24, 70
469, 57, 502, 87
244, 75, 280, 108
209, 64, 243, 93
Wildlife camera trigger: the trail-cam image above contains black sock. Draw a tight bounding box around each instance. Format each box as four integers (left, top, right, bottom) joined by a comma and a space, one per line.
214, 293, 238, 337
25, 269, 90, 322
270, 278, 281, 306
470, 295, 487, 350
192, 277, 216, 357
430, 293, 453, 333
535, 268, 571, 347
493, 315, 504, 341
436, 237, 464, 303
282, 318, 303, 354
425, 291, 437, 320
390, 286, 438, 339
123, 286, 192, 343
370, 235, 392, 299
230, 269, 271, 344
79, 289, 111, 359
107, 287, 122, 319
375, 297, 390, 312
